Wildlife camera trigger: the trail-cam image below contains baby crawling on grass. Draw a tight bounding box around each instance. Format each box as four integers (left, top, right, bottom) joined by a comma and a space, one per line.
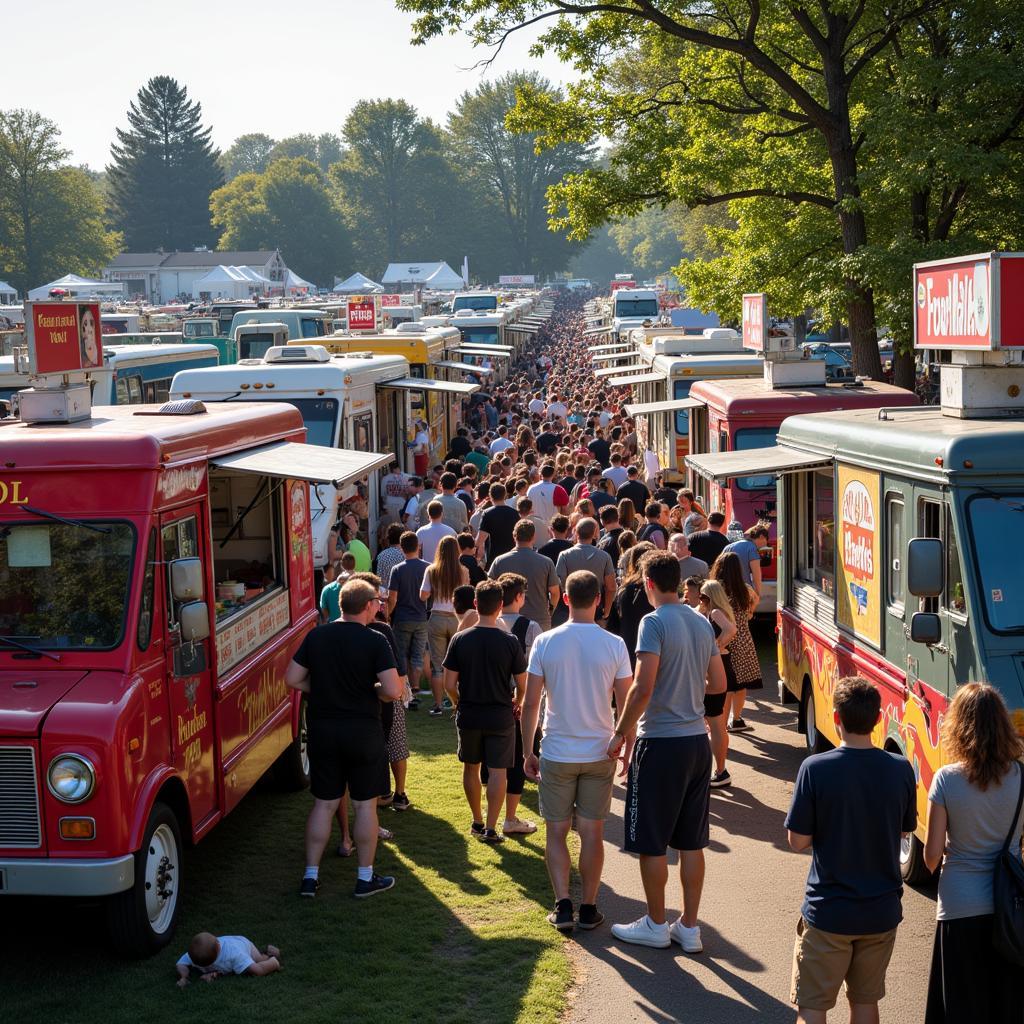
175, 932, 281, 987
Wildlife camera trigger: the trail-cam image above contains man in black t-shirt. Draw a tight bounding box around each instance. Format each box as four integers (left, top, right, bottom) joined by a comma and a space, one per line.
476, 482, 520, 568
687, 511, 731, 566
616, 465, 650, 511
287, 579, 403, 900
443, 580, 528, 844
588, 430, 611, 468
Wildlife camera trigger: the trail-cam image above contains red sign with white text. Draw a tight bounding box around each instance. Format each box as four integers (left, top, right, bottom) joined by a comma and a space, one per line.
380, 294, 401, 307
742, 293, 767, 352
347, 297, 377, 331
25, 301, 103, 374
914, 252, 1024, 350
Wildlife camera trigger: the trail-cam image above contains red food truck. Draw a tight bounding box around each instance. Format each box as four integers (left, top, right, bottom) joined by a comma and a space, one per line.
0, 387, 390, 953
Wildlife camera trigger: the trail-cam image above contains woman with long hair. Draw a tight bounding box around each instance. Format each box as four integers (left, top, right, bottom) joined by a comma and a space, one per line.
515, 425, 535, 458
420, 535, 469, 716
615, 530, 637, 579
699, 580, 737, 787
570, 498, 595, 536
924, 683, 1024, 1023
617, 496, 637, 533
606, 541, 655, 668
709, 551, 760, 732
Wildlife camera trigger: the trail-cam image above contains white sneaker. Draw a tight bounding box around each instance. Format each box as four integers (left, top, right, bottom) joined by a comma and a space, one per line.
669, 920, 703, 953
611, 915, 671, 948
502, 817, 537, 835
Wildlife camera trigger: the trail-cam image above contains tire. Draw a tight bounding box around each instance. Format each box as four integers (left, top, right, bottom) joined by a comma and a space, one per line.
274, 696, 310, 791
106, 801, 183, 957
803, 682, 833, 756
900, 830, 937, 885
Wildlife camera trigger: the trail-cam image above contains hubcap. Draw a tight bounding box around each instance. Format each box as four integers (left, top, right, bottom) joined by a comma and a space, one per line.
900, 833, 913, 865
143, 823, 178, 933
805, 689, 817, 748
299, 702, 309, 777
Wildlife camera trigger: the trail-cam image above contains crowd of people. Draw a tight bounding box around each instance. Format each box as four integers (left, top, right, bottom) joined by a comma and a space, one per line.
251, 291, 1024, 1022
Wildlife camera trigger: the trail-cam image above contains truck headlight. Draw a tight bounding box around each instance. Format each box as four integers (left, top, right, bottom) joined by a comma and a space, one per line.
47, 755, 96, 804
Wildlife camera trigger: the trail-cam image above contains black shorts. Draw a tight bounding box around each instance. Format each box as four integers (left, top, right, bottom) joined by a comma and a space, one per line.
457, 724, 516, 769
703, 691, 726, 718
308, 717, 388, 802
624, 735, 712, 856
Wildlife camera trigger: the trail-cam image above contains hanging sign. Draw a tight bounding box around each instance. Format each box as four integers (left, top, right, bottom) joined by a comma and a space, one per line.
25, 301, 103, 374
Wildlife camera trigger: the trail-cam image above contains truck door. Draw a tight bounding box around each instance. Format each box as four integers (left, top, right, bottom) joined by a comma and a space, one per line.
160, 505, 217, 825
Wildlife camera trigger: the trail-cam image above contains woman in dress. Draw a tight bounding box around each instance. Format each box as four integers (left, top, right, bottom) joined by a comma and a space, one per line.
708, 551, 760, 732
699, 580, 737, 788
924, 682, 1024, 1023
420, 535, 469, 716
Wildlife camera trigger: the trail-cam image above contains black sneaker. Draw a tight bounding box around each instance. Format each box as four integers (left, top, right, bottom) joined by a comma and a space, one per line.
407, 697, 420, 710
577, 903, 605, 930
392, 792, 411, 811
478, 827, 505, 844
710, 769, 732, 788
299, 876, 319, 898
470, 821, 486, 837
378, 791, 394, 806
428, 705, 444, 716
727, 717, 752, 733
353, 873, 396, 899
547, 898, 575, 932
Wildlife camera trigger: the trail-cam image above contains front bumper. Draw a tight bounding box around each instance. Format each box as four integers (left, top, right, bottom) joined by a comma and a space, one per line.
0, 854, 134, 896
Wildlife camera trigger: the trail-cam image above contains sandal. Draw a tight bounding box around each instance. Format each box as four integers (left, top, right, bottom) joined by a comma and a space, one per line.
337, 841, 354, 858
378, 826, 394, 841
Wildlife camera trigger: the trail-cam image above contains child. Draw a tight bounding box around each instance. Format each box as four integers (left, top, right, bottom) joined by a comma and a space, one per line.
319, 552, 356, 622
175, 932, 280, 986
683, 574, 705, 608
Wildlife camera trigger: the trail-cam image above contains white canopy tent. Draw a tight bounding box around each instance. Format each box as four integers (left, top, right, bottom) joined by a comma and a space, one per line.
0, 281, 18, 304
285, 269, 316, 295
424, 263, 465, 289
381, 261, 464, 289
334, 271, 383, 294
191, 265, 271, 300
28, 274, 124, 300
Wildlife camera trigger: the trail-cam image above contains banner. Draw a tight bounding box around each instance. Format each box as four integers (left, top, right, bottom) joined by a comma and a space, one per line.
380, 294, 401, 307
25, 301, 103, 375
742, 293, 767, 352
836, 464, 881, 647
498, 274, 535, 285
346, 296, 377, 331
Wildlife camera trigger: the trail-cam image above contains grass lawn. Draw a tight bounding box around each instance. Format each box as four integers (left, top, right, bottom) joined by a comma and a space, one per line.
3, 711, 574, 1024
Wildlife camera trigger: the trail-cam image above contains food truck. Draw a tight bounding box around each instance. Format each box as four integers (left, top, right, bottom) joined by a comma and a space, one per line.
682, 258, 1024, 880
680, 296, 918, 612
0, 303, 393, 953
171, 346, 479, 559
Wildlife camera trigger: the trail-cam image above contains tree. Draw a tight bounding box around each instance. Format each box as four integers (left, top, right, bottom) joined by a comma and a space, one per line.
448, 72, 593, 279
271, 133, 343, 173
398, 1, 967, 378
108, 76, 223, 251
330, 99, 461, 272
221, 133, 276, 180
210, 158, 351, 287
0, 110, 119, 293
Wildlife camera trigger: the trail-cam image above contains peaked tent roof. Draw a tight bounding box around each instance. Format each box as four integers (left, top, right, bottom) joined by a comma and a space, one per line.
0, 280, 18, 297
28, 274, 125, 300
424, 263, 465, 289
285, 269, 316, 292
334, 271, 383, 293
381, 261, 463, 287
194, 265, 271, 285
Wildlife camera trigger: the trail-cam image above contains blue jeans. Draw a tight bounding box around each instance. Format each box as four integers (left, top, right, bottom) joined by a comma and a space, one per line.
393, 619, 428, 672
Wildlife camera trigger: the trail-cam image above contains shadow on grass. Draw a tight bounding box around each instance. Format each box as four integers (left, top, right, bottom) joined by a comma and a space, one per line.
0, 716, 566, 1024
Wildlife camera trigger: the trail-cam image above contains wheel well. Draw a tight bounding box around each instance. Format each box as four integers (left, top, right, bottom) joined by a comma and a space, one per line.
155, 777, 192, 845
884, 738, 905, 756
797, 676, 812, 733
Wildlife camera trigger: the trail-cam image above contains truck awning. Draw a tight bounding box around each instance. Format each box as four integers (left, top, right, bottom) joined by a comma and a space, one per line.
435, 360, 494, 376
211, 443, 393, 488
592, 351, 637, 364
607, 371, 664, 387
685, 446, 833, 483
506, 324, 537, 334
445, 342, 514, 353
624, 397, 705, 416
447, 346, 512, 360
379, 376, 481, 396
595, 362, 647, 377
588, 342, 630, 353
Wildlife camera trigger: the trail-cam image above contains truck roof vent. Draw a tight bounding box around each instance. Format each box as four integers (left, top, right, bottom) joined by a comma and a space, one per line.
264, 345, 331, 363
139, 399, 207, 416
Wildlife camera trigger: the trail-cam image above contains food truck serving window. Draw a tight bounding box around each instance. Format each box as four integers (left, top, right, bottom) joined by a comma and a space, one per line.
209, 472, 285, 625
0, 521, 135, 650
734, 428, 780, 490
793, 471, 835, 598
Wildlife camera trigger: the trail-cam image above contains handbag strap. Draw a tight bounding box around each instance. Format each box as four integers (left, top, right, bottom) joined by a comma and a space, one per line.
1002, 761, 1024, 853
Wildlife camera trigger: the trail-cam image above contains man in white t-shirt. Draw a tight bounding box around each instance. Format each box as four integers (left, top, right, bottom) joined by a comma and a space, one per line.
527, 463, 570, 524
601, 452, 629, 490
489, 425, 515, 456
522, 570, 633, 933
415, 500, 457, 562
402, 477, 423, 528
528, 393, 546, 416
546, 394, 569, 422
380, 461, 410, 524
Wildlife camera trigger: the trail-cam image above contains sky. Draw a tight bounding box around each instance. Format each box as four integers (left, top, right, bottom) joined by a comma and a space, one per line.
3, 0, 574, 169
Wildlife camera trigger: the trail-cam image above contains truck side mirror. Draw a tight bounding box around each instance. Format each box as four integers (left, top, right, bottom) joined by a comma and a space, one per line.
907, 538, 943, 597
910, 611, 942, 646
170, 558, 204, 602
179, 601, 211, 642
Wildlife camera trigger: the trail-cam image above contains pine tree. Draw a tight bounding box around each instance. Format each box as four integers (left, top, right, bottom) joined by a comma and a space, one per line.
108, 76, 223, 251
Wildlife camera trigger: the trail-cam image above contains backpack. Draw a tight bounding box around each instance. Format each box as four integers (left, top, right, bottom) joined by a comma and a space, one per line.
510, 615, 531, 653
637, 523, 666, 545
993, 762, 1024, 966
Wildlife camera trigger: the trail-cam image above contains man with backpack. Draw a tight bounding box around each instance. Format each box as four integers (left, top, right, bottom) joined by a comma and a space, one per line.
637, 502, 669, 550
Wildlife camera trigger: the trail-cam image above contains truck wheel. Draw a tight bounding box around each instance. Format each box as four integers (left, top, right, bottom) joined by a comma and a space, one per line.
900, 831, 936, 885
803, 683, 833, 756
105, 801, 183, 957
275, 697, 310, 791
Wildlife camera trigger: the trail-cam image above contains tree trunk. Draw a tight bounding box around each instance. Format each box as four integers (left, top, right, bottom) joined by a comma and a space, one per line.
893, 349, 916, 391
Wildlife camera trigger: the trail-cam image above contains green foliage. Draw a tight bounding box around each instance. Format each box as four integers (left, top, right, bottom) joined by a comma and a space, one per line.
0, 110, 120, 292
108, 76, 223, 251
221, 133, 277, 180
270, 133, 343, 173
210, 158, 350, 287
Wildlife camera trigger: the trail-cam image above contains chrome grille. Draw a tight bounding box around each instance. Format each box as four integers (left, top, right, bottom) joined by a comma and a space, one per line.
0, 746, 42, 848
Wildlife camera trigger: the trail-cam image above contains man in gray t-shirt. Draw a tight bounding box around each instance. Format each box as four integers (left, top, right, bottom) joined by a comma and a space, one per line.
607, 551, 726, 953
670, 533, 709, 582
488, 520, 561, 631
553, 518, 616, 626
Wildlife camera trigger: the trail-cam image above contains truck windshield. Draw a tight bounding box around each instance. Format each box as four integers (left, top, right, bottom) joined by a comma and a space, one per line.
673, 381, 692, 436
454, 296, 497, 311
967, 494, 1024, 632
184, 321, 216, 338
734, 427, 780, 490
260, 397, 338, 447
461, 327, 498, 345
0, 521, 135, 649
615, 299, 659, 317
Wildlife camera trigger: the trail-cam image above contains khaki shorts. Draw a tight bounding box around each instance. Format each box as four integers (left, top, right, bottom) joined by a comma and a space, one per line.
790, 916, 897, 1011
539, 757, 616, 822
